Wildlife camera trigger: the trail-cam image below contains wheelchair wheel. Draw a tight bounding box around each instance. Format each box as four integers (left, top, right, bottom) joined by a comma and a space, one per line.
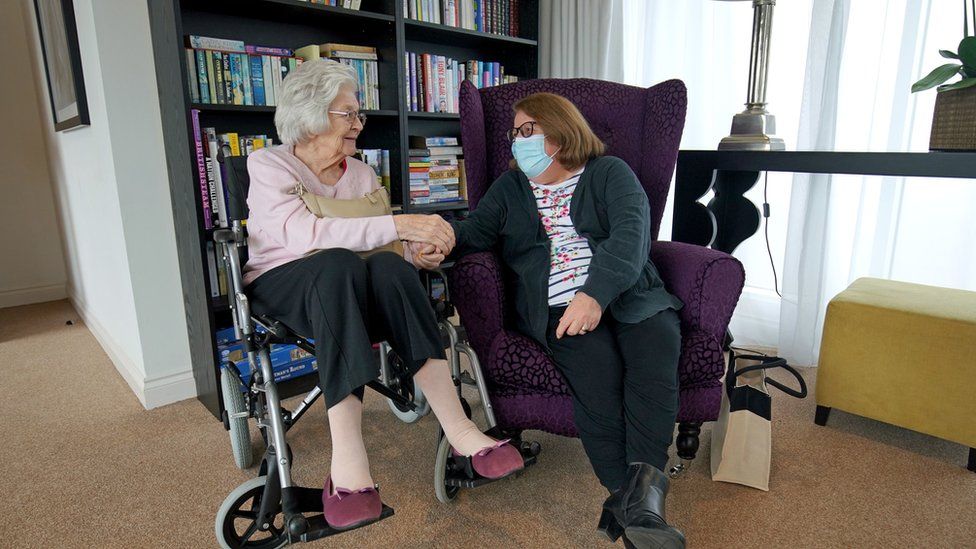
215, 476, 287, 549
220, 366, 255, 469
433, 434, 460, 503
385, 349, 430, 423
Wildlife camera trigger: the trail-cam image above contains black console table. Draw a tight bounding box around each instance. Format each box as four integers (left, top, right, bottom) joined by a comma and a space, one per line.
671, 151, 976, 254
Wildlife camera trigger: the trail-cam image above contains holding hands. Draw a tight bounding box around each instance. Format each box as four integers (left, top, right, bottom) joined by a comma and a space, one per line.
395, 214, 454, 270
393, 214, 455, 253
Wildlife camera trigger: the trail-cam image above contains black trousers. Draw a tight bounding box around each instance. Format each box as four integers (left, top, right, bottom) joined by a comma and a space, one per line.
546, 306, 682, 491
246, 249, 445, 409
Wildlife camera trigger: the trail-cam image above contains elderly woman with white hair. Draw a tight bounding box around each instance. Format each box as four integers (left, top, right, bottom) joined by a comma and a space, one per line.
243, 59, 523, 530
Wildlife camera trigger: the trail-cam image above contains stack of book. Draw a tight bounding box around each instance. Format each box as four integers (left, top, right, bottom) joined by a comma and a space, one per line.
406, 0, 521, 37
356, 149, 392, 192
304, 0, 363, 8
191, 109, 273, 231
408, 136, 466, 206
296, 43, 380, 110
184, 35, 302, 107
406, 53, 516, 113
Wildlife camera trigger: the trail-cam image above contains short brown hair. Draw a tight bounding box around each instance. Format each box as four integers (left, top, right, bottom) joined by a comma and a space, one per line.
511, 92, 605, 171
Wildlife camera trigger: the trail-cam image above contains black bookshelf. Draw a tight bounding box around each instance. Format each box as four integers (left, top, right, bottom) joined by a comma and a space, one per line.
148, 0, 539, 419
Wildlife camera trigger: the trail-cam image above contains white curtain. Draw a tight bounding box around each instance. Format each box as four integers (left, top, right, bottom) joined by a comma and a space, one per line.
778, 0, 976, 366
622, 0, 975, 366
539, 0, 624, 80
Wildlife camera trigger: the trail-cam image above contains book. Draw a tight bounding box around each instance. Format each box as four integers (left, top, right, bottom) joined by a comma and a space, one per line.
250, 55, 266, 105
246, 44, 294, 57
187, 35, 245, 52
185, 49, 200, 103
190, 109, 213, 229
195, 50, 210, 103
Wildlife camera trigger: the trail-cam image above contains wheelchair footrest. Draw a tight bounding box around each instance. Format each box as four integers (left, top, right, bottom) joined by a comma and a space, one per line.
298, 505, 394, 542
444, 454, 537, 488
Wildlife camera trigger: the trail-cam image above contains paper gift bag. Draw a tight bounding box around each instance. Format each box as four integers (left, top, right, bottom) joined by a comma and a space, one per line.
710, 352, 807, 491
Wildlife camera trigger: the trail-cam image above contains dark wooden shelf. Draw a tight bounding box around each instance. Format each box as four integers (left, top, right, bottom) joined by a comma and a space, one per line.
192, 104, 399, 117
407, 201, 468, 213
151, 0, 538, 421
404, 19, 537, 47
211, 296, 230, 311
180, 0, 395, 23
408, 111, 460, 120
192, 103, 275, 113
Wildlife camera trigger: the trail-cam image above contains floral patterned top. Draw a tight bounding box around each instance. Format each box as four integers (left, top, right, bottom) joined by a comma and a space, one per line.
530, 169, 592, 306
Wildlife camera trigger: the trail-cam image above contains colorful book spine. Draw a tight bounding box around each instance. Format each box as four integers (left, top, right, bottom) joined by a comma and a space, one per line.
191, 109, 213, 229
250, 55, 266, 106
229, 53, 243, 105
241, 54, 253, 105
195, 50, 210, 104
222, 53, 233, 104
188, 35, 245, 52
245, 44, 294, 56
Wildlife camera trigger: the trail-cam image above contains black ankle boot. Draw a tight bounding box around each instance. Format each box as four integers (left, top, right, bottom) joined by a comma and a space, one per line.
601, 463, 685, 549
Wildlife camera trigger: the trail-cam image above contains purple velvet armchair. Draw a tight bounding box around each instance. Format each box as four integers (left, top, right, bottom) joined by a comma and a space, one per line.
449, 78, 745, 464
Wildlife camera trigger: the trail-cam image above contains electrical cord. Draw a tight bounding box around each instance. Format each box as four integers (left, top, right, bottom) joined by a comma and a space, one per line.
763, 171, 781, 297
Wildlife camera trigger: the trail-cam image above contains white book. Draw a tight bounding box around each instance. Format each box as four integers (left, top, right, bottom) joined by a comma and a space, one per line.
263, 56, 275, 106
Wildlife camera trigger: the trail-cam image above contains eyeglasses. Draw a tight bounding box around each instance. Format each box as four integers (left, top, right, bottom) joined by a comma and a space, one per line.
507, 121, 538, 143
328, 110, 367, 126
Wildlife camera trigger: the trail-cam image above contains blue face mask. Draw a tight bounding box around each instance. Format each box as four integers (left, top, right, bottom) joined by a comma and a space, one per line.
511, 134, 560, 180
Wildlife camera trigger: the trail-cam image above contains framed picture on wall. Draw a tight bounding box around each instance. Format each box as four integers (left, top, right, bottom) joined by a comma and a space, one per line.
33, 0, 89, 131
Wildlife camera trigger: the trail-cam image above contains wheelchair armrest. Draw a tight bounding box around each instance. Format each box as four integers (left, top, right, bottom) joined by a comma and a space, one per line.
651, 240, 745, 340
446, 251, 506, 355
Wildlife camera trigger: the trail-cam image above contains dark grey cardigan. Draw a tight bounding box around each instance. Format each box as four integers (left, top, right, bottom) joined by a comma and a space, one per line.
450, 155, 682, 351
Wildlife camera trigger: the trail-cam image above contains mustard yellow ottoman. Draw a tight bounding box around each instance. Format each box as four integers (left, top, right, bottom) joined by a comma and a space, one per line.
815, 277, 976, 472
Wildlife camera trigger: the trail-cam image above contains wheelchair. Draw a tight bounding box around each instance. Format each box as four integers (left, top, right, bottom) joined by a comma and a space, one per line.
211, 147, 539, 548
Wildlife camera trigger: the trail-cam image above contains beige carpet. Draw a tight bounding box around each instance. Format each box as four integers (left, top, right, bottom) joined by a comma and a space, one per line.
1, 300, 973, 548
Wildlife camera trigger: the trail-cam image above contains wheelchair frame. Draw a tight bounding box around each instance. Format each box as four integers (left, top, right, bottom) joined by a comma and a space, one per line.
211, 156, 542, 548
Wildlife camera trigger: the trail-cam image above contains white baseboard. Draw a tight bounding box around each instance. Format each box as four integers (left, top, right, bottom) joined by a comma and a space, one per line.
143, 369, 197, 409
69, 293, 148, 408
728, 286, 781, 349
0, 283, 67, 309
68, 293, 197, 409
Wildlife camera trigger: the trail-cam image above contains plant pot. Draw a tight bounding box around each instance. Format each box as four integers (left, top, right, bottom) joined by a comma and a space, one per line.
929, 85, 976, 151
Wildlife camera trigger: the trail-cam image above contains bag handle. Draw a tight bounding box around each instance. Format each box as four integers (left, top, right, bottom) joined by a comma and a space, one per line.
729, 353, 808, 399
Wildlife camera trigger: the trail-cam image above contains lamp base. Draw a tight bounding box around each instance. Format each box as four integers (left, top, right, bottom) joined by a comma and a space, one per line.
718, 108, 785, 151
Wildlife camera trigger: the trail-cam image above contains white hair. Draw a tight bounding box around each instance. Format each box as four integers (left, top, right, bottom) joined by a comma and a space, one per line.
274, 59, 358, 146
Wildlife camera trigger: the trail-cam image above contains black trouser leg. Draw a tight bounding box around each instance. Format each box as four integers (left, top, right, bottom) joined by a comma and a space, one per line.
615, 308, 682, 472
547, 307, 629, 491
246, 248, 377, 409
364, 252, 446, 373
546, 307, 682, 491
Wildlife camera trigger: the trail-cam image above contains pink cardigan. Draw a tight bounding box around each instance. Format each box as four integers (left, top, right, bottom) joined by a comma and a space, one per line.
243, 145, 400, 285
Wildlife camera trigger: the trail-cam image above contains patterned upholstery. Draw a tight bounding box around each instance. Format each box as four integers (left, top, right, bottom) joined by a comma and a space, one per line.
451, 78, 745, 446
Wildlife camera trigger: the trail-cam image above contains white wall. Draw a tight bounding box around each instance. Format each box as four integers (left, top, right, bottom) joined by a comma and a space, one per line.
21, 0, 194, 408
0, 4, 67, 308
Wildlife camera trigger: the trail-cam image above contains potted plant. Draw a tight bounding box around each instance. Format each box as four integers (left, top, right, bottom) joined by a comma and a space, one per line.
913, 2, 976, 150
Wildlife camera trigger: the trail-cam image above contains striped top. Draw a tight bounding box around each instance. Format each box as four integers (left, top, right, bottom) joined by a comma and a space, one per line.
531, 169, 592, 306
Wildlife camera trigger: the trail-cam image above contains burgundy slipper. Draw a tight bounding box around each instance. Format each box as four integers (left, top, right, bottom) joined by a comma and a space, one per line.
322, 475, 382, 530
452, 439, 524, 480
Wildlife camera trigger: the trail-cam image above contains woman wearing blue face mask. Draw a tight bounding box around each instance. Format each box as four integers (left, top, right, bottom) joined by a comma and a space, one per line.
435, 93, 686, 549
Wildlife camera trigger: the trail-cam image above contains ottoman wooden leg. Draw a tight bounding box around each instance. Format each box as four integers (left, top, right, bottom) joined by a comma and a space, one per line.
815, 405, 832, 426
969, 448, 975, 473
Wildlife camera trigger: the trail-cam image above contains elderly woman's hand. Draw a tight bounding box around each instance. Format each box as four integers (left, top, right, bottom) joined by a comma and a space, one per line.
407, 241, 445, 270
393, 215, 455, 253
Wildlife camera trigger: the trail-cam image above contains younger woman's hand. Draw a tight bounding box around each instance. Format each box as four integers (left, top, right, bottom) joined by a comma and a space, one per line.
555, 292, 603, 339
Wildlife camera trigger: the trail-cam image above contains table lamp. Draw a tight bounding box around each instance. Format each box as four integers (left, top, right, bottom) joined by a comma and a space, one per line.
715, 0, 785, 150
